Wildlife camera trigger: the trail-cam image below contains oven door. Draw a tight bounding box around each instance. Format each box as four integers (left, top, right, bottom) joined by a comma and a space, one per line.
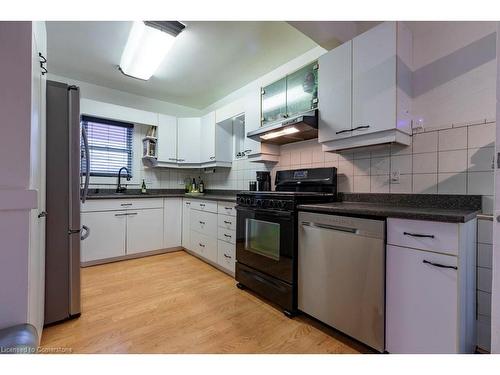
236, 206, 295, 283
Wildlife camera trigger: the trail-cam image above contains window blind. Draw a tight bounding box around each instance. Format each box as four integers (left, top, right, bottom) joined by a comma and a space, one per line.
81, 115, 133, 177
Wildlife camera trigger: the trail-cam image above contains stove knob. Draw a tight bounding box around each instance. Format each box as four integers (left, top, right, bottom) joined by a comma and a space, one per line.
245, 198, 252, 205
270, 200, 276, 208
278, 200, 287, 209
256, 199, 263, 208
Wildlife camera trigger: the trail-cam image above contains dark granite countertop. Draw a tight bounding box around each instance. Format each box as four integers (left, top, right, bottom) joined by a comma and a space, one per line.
298, 193, 482, 223
85, 189, 237, 203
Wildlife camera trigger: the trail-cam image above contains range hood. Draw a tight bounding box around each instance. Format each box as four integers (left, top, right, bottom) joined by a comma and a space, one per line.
247, 110, 318, 145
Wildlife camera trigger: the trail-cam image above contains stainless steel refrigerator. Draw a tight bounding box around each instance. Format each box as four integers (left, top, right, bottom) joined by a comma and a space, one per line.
45, 80, 90, 325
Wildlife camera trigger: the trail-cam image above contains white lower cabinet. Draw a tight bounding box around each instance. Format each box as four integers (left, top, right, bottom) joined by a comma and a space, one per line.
386, 245, 458, 353
385, 218, 476, 354
190, 230, 218, 263
164, 198, 182, 248
182, 199, 236, 275
217, 240, 235, 273
126, 208, 164, 255
81, 211, 126, 262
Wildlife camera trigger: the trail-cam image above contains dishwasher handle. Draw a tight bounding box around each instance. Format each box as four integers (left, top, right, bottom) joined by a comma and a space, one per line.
301, 221, 358, 234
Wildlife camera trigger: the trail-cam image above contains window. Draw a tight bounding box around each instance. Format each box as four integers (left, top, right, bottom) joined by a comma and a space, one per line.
81, 115, 133, 177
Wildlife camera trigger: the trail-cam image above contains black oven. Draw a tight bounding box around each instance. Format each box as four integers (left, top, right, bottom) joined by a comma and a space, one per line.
236, 206, 295, 284
235, 167, 337, 317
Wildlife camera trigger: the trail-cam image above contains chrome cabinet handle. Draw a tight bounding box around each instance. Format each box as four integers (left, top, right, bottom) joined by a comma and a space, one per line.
353, 125, 370, 131
423, 260, 457, 270
224, 234, 232, 238
114, 213, 128, 216
200, 203, 205, 207
38, 211, 48, 218
168, 158, 177, 161
223, 254, 231, 259
178, 158, 185, 162
224, 220, 232, 224
185, 202, 191, 205
127, 212, 138, 216
209, 156, 216, 160
199, 243, 205, 248
244, 149, 252, 154
301, 221, 357, 234
199, 221, 205, 225
404, 232, 434, 239
120, 203, 133, 206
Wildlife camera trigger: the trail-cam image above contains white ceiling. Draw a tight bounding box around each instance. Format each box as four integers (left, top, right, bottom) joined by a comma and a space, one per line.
46, 21, 318, 109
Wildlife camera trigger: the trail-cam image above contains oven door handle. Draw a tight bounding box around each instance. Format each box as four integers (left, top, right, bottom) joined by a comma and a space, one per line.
236, 206, 294, 218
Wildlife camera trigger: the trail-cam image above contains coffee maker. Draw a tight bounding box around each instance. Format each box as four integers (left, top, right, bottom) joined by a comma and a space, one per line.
256, 171, 271, 191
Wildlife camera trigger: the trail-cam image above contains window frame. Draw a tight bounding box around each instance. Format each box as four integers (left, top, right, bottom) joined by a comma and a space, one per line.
81, 115, 134, 178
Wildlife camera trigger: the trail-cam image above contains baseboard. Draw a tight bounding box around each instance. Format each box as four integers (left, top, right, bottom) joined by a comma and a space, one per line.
81, 246, 183, 267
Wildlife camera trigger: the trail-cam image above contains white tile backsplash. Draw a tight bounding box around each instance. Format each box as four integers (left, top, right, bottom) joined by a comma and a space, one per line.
412, 131, 438, 153
468, 122, 496, 149
353, 159, 370, 176
468, 147, 494, 172
412, 173, 438, 194
438, 150, 468, 173
468, 171, 494, 195
413, 152, 438, 174
437, 172, 467, 194
438, 127, 468, 151
390, 155, 412, 175
370, 157, 390, 176
353, 175, 371, 192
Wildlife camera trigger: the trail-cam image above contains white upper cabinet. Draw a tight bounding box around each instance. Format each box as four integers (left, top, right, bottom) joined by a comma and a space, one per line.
157, 114, 178, 163
201, 111, 216, 163
318, 40, 352, 143
319, 21, 412, 151
352, 21, 396, 136
243, 88, 280, 162
177, 117, 201, 164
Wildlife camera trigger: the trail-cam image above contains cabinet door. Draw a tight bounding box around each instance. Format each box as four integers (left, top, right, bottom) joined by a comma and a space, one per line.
177, 117, 201, 164
200, 111, 216, 163
157, 114, 178, 163
243, 89, 262, 156
352, 21, 396, 136
318, 41, 352, 142
81, 211, 126, 262
182, 200, 192, 250
218, 240, 235, 273
126, 209, 164, 255
386, 245, 458, 353
164, 198, 182, 248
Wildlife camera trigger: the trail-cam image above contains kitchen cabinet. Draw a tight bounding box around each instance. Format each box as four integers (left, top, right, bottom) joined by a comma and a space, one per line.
157, 114, 178, 164
319, 21, 412, 151
182, 199, 236, 275
81, 211, 126, 262
243, 88, 280, 162
386, 244, 458, 353
182, 199, 192, 250
126, 208, 164, 255
177, 117, 201, 165
200, 111, 233, 166
385, 218, 477, 353
200, 111, 216, 163
164, 198, 182, 248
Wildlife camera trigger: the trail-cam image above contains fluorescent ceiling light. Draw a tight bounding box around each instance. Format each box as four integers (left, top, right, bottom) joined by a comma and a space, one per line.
260, 127, 299, 140
119, 21, 180, 80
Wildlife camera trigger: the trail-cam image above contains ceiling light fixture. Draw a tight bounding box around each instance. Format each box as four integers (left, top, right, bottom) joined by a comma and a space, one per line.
260, 126, 300, 140
119, 21, 185, 81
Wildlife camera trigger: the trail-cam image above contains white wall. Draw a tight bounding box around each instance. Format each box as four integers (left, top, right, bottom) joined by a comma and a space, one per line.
0, 22, 38, 330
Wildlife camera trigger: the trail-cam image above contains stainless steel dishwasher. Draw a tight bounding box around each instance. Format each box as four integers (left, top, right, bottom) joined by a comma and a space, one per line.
298, 211, 385, 352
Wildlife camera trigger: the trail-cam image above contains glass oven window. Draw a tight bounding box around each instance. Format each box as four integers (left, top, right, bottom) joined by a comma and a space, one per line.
245, 219, 280, 261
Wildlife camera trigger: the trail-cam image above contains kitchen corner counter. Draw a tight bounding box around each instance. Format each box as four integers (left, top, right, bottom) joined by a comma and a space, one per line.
298, 193, 482, 223
85, 189, 238, 203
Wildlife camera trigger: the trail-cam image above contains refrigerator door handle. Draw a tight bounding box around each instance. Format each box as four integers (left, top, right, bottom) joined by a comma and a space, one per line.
80, 225, 90, 241
81, 124, 90, 203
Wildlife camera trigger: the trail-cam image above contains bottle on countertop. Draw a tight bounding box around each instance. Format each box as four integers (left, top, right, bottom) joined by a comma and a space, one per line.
199, 177, 204, 193
191, 178, 197, 192
141, 179, 147, 194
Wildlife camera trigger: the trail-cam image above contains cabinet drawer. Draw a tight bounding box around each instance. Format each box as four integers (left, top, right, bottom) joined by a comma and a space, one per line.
218, 240, 235, 273
387, 218, 458, 256
81, 198, 163, 212
218, 202, 236, 217
218, 227, 236, 244
192, 200, 218, 213
191, 230, 217, 263
190, 210, 217, 237
218, 214, 236, 230
386, 245, 458, 353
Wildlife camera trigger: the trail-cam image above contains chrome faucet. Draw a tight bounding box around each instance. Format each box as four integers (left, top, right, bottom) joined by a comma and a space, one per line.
116, 167, 131, 193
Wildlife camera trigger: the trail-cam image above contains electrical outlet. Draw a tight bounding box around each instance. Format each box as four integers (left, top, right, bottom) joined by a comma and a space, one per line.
390, 170, 400, 184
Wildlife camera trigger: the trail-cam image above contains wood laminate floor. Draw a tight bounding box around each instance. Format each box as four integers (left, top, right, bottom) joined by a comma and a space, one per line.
40, 251, 368, 353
